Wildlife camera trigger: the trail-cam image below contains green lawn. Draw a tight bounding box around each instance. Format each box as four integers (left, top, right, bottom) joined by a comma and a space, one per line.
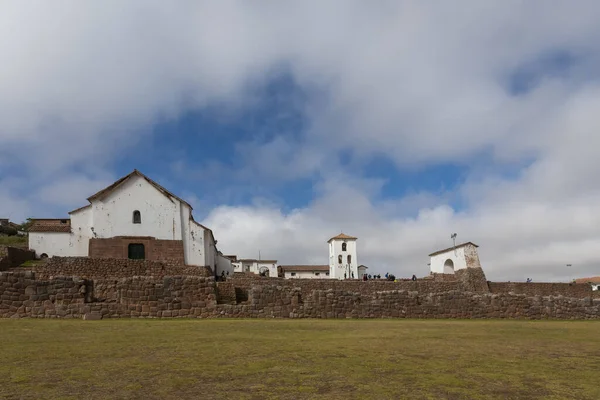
0, 319, 598, 399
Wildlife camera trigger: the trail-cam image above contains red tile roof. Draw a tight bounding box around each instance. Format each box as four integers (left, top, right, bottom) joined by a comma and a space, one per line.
575, 276, 600, 284
327, 233, 358, 242
28, 219, 71, 233
428, 242, 479, 257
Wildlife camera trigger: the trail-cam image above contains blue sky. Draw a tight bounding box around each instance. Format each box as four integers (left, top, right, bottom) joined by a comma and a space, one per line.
2, 2, 600, 281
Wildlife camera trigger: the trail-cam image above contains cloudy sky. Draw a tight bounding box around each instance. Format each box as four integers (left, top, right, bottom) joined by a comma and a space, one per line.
2, 1, 600, 282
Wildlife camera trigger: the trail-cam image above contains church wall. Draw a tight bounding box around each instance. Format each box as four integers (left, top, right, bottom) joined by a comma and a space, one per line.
89, 237, 184, 263
186, 219, 205, 266
430, 247, 468, 273
90, 175, 183, 241
216, 254, 234, 277
69, 207, 92, 256
28, 232, 82, 258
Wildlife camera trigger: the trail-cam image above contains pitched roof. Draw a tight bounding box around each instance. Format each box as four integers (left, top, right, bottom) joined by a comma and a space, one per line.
280, 265, 330, 272
87, 169, 192, 209
68, 204, 91, 214
428, 242, 479, 257
358, 265, 368, 269
327, 233, 358, 242
574, 276, 600, 284
28, 219, 71, 233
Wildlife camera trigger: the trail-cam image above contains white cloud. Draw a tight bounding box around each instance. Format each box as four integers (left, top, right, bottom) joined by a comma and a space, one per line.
2, 2, 600, 280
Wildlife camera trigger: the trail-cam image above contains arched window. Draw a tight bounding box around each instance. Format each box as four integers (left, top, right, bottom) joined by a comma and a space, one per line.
347, 255, 351, 264
342, 242, 347, 251
133, 210, 141, 224
338, 255, 342, 264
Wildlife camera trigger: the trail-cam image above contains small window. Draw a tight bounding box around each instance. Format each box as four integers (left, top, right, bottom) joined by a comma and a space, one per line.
315, 272, 320, 276
347, 255, 352, 264
128, 243, 145, 260
325, 272, 330, 276
291, 272, 296, 277
338, 255, 342, 264
342, 242, 347, 251
133, 210, 141, 224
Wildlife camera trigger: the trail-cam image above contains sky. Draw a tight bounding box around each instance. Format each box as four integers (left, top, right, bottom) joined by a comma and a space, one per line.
1, 1, 600, 282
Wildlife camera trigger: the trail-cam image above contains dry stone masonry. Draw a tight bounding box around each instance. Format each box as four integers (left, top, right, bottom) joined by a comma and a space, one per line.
0, 246, 35, 272
0, 258, 598, 319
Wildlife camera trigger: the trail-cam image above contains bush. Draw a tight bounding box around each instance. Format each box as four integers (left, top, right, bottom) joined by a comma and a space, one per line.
0, 226, 18, 236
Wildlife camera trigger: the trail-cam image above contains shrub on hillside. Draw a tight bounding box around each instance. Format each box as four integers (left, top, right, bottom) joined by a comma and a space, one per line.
0, 226, 18, 236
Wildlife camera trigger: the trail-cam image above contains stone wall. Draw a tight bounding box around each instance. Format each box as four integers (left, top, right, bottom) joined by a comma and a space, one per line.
0, 246, 35, 271
0, 270, 599, 319
215, 282, 236, 304
89, 237, 185, 263
13, 257, 211, 280
228, 271, 475, 298
1, 265, 599, 320
489, 282, 595, 299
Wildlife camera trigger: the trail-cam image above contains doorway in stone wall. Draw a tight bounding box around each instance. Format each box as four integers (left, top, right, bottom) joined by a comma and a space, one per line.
443, 259, 454, 274
128, 243, 145, 260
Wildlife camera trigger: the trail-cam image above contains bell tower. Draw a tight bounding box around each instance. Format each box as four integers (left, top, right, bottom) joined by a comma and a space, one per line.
328, 233, 358, 279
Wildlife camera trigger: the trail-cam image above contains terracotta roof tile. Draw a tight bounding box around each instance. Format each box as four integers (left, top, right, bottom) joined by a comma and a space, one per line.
327, 233, 358, 242
29, 219, 71, 233
575, 276, 600, 284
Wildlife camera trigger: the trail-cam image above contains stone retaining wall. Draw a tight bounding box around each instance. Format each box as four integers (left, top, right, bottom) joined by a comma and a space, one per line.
15, 257, 211, 280
488, 282, 595, 299
1, 269, 599, 319
0, 246, 35, 271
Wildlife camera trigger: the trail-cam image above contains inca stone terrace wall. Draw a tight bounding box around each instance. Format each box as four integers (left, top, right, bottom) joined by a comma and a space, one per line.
1, 264, 599, 319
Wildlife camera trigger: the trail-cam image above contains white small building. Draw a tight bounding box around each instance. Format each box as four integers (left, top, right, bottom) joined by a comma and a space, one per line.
281, 265, 330, 279
358, 265, 368, 278
232, 258, 278, 277
428, 242, 481, 274
275, 232, 360, 280
28, 169, 228, 275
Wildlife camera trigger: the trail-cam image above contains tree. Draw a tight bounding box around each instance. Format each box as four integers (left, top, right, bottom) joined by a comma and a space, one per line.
19, 218, 34, 232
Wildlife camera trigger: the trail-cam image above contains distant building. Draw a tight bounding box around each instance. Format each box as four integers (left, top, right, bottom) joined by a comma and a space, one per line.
358, 265, 368, 278
276, 232, 359, 280
281, 265, 330, 279
428, 242, 481, 274
575, 276, 600, 291
232, 259, 278, 277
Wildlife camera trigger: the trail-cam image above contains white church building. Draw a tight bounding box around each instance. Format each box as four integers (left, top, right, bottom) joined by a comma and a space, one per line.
28, 170, 232, 276
278, 233, 361, 280
428, 241, 481, 274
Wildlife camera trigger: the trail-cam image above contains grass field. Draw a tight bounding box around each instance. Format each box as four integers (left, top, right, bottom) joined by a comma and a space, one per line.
0, 235, 27, 247
0, 319, 599, 399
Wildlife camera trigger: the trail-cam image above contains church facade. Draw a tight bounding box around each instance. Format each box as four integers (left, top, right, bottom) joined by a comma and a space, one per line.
28, 170, 230, 275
